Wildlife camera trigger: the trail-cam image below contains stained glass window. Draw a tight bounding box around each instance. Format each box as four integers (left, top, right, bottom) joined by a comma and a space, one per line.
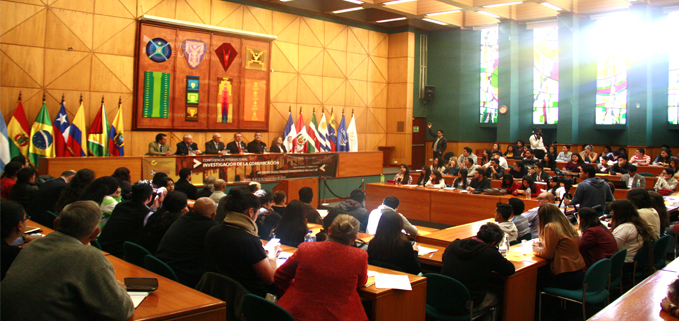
595, 14, 628, 125
533, 27, 559, 124
480, 26, 499, 123
669, 12, 679, 124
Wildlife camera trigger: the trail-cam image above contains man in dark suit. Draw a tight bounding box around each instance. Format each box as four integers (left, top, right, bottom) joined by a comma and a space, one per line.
427, 123, 447, 160
27, 170, 75, 226
174, 168, 198, 200
175, 135, 203, 156
226, 133, 247, 154
204, 133, 226, 154
484, 158, 505, 180
530, 163, 551, 183
148, 133, 173, 156
467, 168, 491, 192
247, 132, 267, 154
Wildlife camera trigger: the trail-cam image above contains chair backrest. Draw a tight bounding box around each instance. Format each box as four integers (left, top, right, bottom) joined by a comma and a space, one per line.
240, 293, 295, 321
144, 254, 178, 282
195, 272, 250, 321
443, 152, 455, 161
609, 248, 627, 280
423, 273, 472, 315
510, 233, 532, 245
368, 259, 404, 272
638, 172, 654, 177
654, 235, 671, 269
123, 241, 152, 267
633, 241, 653, 274
583, 258, 612, 294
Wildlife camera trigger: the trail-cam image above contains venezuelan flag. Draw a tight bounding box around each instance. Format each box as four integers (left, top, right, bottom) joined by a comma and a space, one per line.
28, 101, 55, 167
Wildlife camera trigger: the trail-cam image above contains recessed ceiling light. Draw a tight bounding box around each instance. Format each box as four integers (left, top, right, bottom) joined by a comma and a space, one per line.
376, 17, 407, 23
422, 18, 447, 25
426, 10, 461, 16
332, 7, 364, 14
382, 0, 416, 6
541, 2, 562, 11
483, 1, 523, 8
478, 10, 500, 18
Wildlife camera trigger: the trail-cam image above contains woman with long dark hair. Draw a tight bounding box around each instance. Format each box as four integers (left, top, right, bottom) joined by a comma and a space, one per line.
610, 199, 654, 264
368, 211, 420, 274
54, 168, 95, 214
140, 191, 189, 253
111, 167, 132, 200
79, 176, 120, 228
513, 175, 540, 197
540, 153, 557, 171
417, 165, 431, 186
546, 176, 566, 200
425, 171, 446, 189
480, 149, 492, 166
393, 164, 412, 185
578, 207, 618, 270
1, 161, 22, 200
501, 174, 521, 195
505, 145, 518, 159
271, 200, 308, 247
452, 168, 469, 190
563, 153, 585, 172
430, 157, 445, 173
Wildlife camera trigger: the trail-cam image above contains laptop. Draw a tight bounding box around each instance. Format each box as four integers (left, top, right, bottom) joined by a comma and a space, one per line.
611, 180, 629, 189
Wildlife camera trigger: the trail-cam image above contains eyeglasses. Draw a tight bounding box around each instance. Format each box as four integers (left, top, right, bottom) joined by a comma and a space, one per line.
22, 215, 31, 222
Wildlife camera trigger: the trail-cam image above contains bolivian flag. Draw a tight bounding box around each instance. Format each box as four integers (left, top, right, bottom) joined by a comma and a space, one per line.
87, 102, 109, 156
28, 101, 55, 167
7, 100, 30, 159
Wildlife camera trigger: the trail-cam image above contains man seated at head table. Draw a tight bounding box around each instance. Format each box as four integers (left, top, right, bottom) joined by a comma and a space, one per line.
175, 134, 203, 155
204, 133, 226, 154
366, 196, 418, 236
148, 133, 174, 156
247, 132, 267, 154
519, 192, 555, 239
441, 223, 515, 312
1, 201, 134, 321
226, 133, 248, 154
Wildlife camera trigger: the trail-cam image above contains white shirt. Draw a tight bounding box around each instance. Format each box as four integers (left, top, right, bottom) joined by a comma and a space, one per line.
529, 134, 546, 151
425, 178, 446, 189
366, 205, 418, 236
484, 157, 508, 169
612, 223, 643, 263
637, 208, 660, 239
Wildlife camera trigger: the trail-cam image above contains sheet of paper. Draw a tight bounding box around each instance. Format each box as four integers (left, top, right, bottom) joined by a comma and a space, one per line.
444, 187, 456, 190
128, 291, 150, 308
403, 184, 418, 187
318, 209, 328, 218
510, 242, 535, 255
375, 274, 412, 291
367, 270, 379, 277
276, 251, 293, 267
417, 245, 438, 256
263, 238, 280, 253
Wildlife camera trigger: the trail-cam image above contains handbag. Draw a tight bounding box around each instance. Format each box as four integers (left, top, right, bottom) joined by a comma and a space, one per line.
483, 188, 507, 195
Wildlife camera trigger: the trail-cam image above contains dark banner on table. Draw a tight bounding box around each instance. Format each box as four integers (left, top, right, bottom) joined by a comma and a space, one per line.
142, 153, 339, 184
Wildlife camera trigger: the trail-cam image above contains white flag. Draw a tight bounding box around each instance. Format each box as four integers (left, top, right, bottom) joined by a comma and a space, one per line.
317, 113, 331, 152
347, 113, 358, 152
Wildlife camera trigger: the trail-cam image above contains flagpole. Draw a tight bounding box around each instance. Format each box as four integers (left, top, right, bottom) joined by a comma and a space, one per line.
79, 93, 83, 104
18, 91, 22, 103
61, 94, 65, 104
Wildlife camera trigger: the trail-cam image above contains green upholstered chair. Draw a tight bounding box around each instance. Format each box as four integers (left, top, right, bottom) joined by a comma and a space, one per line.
423, 273, 496, 321
638, 172, 654, 177
144, 254, 178, 282
45, 210, 58, 229
196, 272, 250, 321
654, 235, 671, 270
240, 293, 295, 321
122, 241, 151, 268
510, 233, 532, 246
608, 248, 627, 296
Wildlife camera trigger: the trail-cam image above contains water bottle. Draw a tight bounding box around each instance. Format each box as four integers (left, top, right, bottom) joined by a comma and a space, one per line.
380, 173, 385, 183
635, 180, 640, 189
304, 230, 316, 242
526, 188, 531, 199
499, 234, 508, 257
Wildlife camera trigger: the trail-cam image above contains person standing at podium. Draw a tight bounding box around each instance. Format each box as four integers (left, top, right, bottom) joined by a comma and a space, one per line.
175, 135, 202, 156
148, 133, 173, 156
226, 133, 247, 154
204, 133, 225, 154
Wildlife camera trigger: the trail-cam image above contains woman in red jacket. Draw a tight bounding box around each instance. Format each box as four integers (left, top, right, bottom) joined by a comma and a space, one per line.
513, 175, 541, 197
275, 215, 369, 321
577, 207, 618, 271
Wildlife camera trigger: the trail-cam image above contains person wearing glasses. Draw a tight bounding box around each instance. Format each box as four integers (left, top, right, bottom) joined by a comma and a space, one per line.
1, 200, 38, 280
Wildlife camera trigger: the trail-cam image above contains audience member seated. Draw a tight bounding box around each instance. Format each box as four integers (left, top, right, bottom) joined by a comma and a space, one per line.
248, 181, 261, 192
247, 132, 267, 153
522, 149, 539, 166
516, 140, 526, 157
336, 189, 370, 232
9, 167, 38, 209
484, 158, 504, 179
452, 168, 470, 190
254, 190, 281, 240
271, 200, 308, 247
174, 168, 197, 200
430, 157, 445, 174
157, 176, 174, 193
521, 192, 555, 239
298, 187, 322, 224
630, 147, 651, 166
215, 186, 249, 223
458, 147, 478, 166
501, 174, 521, 194
649, 191, 670, 233
540, 152, 557, 171
1, 200, 30, 280
547, 145, 559, 160
488, 150, 508, 168
443, 157, 460, 176
272, 190, 287, 216
425, 171, 447, 189
366, 196, 418, 236
148, 133, 173, 156
151, 172, 168, 188
205, 188, 280, 297
609, 154, 631, 175
315, 208, 340, 242
196, 176, 216, 199
1, 201, 134, 320
504, 145, 518, 159
509, 161, 528, 179
79, 176, 120, 229
533, 203, 586, 290
530, 162, 550, 183
596, 155, 613, 173
671, 158, 679, 180
441, 223, 515, 311
654, 148, 673, 166
175, 134, 202, 155
655, 168, 678, 191
577, 207, 618, 271
226, 133, 247, 154
461, 157, 477, 177
139, 191, 189, 254
512, 175, 541, 198
417, 165, 432, 186
394, 164, 413, 185
480, 149, 492, 166
545, 176, 566, 201
155, 197, 217, 288
0, 161, 22, 200
627, 188, 661, 239
111, 167, 132, 200
579, 145, 598, 163
54, 168, 95, 214
467, 168, 491, 192
98, 182, 155, 258
491, 142, 502, 156
507, 198, 530, 238
205, 133, 225, 154
210, 179, 227, 203
270, 136, 287, 153
610, 199, 654, 266
275, 215, 369, 321
26, 170, 75, 226
494, 203, 518, 242
563, 153, 585, 172
621, 165, 645, 189
367, 211, 421, 274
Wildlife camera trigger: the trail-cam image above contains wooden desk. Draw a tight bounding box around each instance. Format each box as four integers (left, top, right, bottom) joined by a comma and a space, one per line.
106, 255, 227, 321
365, 184, 432, 222
416, 219, 493, 246
589, 268, 677, 321
38, 156, 144, 181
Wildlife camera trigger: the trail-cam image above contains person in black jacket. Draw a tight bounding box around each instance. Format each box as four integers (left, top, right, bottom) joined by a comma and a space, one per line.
247, 132, 267, 154
204, 133, 226, 154
139, 191, 189, 254
173, 168, 197, 200
27, 170, 75, 226
335, 189, 370, 232
155, 197, 217, 288
226, 133, 247, 154
508, 160, 528, 179
175, 134, 203, 155
9, 167, 39, 210
441, 223, 515, 311
467, 168, 491, 192
367, 211, 420, 275
609, 154, 631, 176
98, 182, 155, 258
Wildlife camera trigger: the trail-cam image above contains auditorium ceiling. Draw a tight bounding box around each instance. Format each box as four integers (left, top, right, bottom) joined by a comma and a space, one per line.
242, 0, 679, 30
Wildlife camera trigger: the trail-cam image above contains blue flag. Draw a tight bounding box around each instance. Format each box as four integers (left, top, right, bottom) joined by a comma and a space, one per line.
0, 111, 10, 171
337, 114, 349, 152
283, 112, 296, 153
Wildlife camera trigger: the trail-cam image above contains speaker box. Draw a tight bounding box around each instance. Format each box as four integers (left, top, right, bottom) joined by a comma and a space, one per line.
425, 86, 435, 100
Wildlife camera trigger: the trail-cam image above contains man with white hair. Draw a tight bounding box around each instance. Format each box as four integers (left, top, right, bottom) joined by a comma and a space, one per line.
205, 133, 226, 154
176, 134, 202, 155
2, 201, 134, 320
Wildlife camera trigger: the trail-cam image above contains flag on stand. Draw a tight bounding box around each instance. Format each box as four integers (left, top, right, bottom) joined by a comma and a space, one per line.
87, 99, 109, 156
337, 112, 349, 152
7, 97, 30, 159
283, 111, 296, 153
0, 112, 10, 172
317, 112, 331, 152
328, 111, 337, 152
347, 112, 358, 152
295, 112, 310, 153
108, 100, 125, 156
308, 112, 321, 153
67, 100, 87, 157
53, 98, 71, 157
28, 100, 55, 167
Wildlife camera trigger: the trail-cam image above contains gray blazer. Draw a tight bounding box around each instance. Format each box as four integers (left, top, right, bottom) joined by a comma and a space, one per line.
621, 173, 646, 189
148, 141, 173, 155
204, 141, 226, 154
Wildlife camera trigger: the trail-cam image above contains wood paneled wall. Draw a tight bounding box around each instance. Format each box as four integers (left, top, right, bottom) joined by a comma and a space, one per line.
2, 0, 412, 159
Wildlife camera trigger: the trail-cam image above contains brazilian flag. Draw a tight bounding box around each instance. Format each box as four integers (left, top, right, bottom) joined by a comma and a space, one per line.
28, 102, 55, 168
